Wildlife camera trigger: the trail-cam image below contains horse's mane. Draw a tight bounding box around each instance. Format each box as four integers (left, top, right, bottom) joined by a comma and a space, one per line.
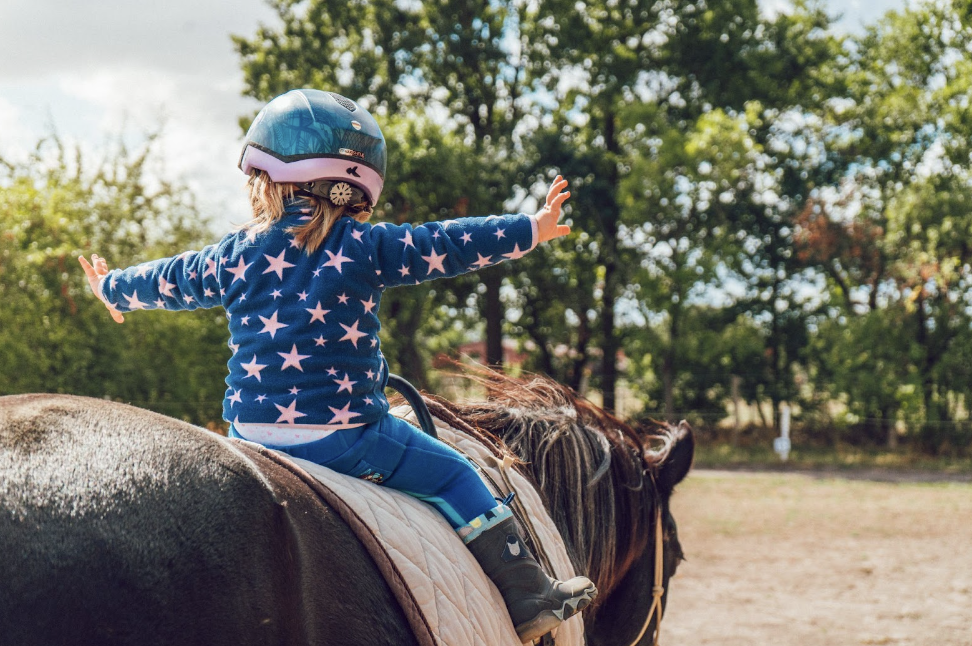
425, 368, 680, 604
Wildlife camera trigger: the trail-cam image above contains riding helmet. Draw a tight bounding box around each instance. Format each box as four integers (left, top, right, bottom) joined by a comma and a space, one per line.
239, 89, 387, 207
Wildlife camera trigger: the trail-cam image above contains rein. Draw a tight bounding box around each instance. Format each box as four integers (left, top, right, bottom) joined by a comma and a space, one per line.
627, 479, 666, 646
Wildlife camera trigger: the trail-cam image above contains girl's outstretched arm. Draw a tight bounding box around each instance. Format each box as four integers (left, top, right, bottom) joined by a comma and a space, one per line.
78, 254, 125, 323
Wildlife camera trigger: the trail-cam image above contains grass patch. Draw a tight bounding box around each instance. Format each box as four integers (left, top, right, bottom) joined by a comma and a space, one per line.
694, 442, 972, 476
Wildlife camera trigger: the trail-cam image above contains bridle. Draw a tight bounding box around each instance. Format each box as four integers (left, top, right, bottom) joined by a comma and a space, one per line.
625, 479, 666, 646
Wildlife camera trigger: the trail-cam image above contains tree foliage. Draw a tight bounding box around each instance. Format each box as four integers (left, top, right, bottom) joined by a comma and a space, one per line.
0, 137, 228, 425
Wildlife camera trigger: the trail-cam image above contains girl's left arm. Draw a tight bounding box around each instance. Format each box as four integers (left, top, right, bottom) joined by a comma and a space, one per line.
365, 213, 538, 289
80, 239, 228, 317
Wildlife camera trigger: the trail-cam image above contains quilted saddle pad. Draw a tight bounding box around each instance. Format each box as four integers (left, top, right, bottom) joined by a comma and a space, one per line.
249, 409, 586, 646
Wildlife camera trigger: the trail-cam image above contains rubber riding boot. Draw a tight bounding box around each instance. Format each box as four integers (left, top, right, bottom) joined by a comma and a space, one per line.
465, 514, 597, 642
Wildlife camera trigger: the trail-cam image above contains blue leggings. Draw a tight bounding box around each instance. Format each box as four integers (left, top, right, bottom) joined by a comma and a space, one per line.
230, 414, 498, 529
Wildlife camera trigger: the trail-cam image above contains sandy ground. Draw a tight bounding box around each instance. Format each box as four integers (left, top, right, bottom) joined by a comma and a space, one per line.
662, 469, 972, 646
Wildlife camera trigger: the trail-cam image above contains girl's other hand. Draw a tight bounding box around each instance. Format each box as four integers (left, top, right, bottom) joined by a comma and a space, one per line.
78, 254, 125, 324
534, 175, 572, 244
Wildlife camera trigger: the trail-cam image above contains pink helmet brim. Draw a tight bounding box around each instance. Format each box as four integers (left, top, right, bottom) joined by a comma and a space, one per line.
240, 146, 384, 206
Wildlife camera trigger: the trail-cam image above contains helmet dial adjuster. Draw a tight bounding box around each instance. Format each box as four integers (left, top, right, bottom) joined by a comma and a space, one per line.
297, 179, 367, 207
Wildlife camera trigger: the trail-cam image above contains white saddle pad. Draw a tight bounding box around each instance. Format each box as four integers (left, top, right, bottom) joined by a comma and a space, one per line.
283, 408, 586, 646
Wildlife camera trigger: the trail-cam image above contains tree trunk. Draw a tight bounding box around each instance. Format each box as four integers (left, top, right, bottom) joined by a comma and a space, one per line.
483, 265, 504, 367
600, 107, 620, 413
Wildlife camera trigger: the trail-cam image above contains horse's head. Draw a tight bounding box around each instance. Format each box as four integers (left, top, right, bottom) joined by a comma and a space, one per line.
585, 419, 694, 646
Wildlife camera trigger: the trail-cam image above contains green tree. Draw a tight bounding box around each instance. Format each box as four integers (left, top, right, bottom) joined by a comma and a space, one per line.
805, 0, 972, 449
0, 136, 228, 425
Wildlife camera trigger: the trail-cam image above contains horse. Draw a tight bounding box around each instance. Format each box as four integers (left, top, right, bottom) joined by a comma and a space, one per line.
0, 373, 693, 646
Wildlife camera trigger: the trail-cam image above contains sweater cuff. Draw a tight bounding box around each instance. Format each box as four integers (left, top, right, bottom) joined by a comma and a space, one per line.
528, 214, 539, 251
97, 275, 110, 304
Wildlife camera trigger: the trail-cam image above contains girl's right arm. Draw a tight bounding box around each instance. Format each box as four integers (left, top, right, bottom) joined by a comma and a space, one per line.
79, 238, 230, 317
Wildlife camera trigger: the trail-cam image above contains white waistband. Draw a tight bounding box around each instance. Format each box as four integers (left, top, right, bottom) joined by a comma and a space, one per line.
234, 421, 365, 447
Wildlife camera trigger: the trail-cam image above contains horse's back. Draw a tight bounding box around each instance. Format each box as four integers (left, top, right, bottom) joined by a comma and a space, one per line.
0, 394, 418, 646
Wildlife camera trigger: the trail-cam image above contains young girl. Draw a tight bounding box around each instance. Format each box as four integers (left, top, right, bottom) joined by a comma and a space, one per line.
80, 89, 595, 641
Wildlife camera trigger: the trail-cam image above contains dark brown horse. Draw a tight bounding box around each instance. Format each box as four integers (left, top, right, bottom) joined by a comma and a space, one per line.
0, 375, 692, 646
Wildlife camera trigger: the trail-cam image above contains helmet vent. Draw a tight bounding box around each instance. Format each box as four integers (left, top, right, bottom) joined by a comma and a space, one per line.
329, 93, 357, 112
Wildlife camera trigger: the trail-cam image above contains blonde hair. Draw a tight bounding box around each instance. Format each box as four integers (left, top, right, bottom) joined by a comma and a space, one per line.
244, 170, 373, 253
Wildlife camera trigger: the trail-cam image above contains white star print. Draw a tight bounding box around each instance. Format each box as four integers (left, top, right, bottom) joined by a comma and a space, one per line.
312, 267, 322, 277
400, 229, 415, 248
183, 294, 194, 304
258, 311, 289, 339
274, 399, 307, 424
314, 335, 326, 346
229, 341, 240, 354
472, 253, 493, 269
204, 288, 214, 298
255, 394, 267, 403
289, 386, 301, 395
204, 258, 217, 278
225, 256, 251, 284
365, 369, 376, 380
306, 302, 330, 324
263, 249, 295, 280
361, 295, 377, 314
326, 367, 338, 376
240, 316, 250, 326
461, 232, 473, 245
159, 277, 176, 297
327, 402, 362, 425
228, 389, 243, 407
154, 298, 165, 308
337, 293, 350, 305
278, 344, 311, 371
351, 229, 365, 242
333, 373, 357, 394
339, 320, 368, 348
241, 355, 268, 382
494, 227, 506, 240
322, 247, 353, 273
503, 244, 529, 260
135, 264, 152, 278
399, 264, 411, 277
422, 248, 448, 274
271, 289, 282, 299
188, 270, 197, 280
364, 396, 374, 405
297, 291, 309, 302
122, 291, 148, 310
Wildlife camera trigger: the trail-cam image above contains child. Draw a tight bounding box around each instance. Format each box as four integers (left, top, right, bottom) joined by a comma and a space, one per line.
80, 89, 595, 641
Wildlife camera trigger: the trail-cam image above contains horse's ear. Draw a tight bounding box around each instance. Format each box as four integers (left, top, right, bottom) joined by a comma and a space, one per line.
656, 421, 694, 494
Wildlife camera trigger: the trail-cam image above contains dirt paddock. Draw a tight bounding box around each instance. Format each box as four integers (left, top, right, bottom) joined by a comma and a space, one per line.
662, 469, 972, 646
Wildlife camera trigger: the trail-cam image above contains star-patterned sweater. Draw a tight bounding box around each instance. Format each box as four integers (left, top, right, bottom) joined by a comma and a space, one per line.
100, 201, 538, 443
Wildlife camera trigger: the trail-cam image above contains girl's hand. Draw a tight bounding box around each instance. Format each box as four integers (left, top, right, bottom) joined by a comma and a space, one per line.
534, 175, 572, 244
78, 254, 125, 323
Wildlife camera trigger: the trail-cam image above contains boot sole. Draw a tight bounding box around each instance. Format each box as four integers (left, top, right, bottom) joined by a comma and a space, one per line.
515, 584, 597, 643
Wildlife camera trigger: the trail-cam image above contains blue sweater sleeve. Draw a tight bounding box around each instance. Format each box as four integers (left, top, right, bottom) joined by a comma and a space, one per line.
100, 237, 230, 313
365, 213, 538, 288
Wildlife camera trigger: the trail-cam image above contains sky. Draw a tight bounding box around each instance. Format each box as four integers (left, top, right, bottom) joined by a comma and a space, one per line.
0, 0, 907, 232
